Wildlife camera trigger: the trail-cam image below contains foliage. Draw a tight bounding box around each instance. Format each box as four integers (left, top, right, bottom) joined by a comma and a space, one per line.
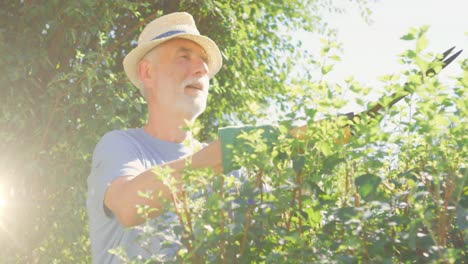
116, 29, 466, 263
1, 0, 466, 263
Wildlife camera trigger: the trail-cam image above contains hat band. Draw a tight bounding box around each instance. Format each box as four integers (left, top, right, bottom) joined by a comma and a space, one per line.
152, 30, 187, 40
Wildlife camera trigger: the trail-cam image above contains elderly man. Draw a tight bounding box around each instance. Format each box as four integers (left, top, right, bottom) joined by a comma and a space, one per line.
87, 11, 350, 263
87, 12, 229, 263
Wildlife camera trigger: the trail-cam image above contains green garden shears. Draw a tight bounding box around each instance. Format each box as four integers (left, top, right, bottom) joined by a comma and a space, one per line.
349, 46, 463, 121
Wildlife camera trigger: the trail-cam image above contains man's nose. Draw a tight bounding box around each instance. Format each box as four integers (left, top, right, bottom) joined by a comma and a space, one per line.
193, 57, 209, 76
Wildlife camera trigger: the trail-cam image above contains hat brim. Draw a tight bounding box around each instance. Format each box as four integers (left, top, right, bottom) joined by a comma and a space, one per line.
123, 34, 222, 90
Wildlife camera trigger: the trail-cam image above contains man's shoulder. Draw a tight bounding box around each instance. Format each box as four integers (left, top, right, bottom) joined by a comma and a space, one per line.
99, 128, 143, 143
92, 128, 144, 154
101, 127, 141, 138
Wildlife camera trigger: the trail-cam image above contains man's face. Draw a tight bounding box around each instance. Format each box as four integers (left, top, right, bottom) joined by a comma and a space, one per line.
140, 38, 210, 120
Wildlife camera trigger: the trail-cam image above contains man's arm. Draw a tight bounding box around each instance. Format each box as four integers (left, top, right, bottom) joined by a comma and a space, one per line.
105, 123, 348, 228
104, 139, 222, 227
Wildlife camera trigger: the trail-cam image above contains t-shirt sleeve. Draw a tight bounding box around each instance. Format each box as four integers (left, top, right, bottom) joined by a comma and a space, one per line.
87, 131, 146, 219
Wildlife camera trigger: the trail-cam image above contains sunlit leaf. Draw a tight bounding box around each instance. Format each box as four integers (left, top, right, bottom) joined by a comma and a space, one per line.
355, 173, 381, 199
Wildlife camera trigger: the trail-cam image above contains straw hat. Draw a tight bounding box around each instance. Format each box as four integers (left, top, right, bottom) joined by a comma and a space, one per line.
123, 12, 222, 92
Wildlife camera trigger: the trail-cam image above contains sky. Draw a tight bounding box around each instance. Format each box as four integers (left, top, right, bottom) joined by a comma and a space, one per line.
292, 0, 467, 113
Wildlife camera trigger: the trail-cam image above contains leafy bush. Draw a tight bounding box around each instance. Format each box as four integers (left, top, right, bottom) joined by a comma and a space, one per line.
112, 29, 467, 263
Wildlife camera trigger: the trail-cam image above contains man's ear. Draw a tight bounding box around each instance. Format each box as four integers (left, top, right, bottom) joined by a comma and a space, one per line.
137, 60, 152, 83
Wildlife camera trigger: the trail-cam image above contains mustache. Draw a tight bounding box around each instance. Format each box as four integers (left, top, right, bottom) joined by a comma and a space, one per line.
183, 79, 208, 91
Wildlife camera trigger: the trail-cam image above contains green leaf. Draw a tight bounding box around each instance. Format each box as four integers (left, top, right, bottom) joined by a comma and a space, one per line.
321, 64, 334, 75
416, 35, 429, 52
335, 207, 358, 221
355, 174, 382, 199
403, 49, 417, 59
317, 140, 332, 156
401, 27, 418, 40
401, 33, 415, 40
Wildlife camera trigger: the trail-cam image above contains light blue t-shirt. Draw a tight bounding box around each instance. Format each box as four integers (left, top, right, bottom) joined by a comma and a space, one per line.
86, 128, 201, 263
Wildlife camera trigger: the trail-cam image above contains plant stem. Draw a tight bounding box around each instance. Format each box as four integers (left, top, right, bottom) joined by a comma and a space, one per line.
239, 204, 254, 258
297, 170, 303, 237
181, 190, 199, 263
219, 176, 226, 264
170, 190, 192, 254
